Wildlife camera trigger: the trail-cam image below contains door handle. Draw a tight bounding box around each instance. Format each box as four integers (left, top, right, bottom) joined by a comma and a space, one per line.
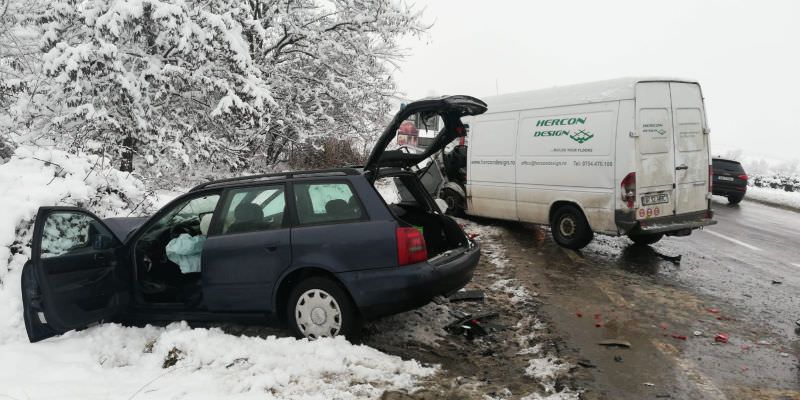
94, 253, 106, 261
264, 245, 278, 253
675, 165, 688, 171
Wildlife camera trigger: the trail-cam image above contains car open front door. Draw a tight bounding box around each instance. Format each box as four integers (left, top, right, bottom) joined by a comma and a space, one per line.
22, 207, 128, 342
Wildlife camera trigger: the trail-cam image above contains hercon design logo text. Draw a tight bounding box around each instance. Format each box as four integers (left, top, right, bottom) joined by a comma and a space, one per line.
533, 116, 594, 144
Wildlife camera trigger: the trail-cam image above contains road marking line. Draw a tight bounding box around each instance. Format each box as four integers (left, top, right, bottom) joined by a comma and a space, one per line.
703, 230, 762, 252
652, 340, 728, 400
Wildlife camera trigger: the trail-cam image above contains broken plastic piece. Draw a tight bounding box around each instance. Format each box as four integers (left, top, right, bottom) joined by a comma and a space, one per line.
597, 339, 632, 348
671, 334, 687, 341
448, 290, 485, 303
714, 333, 729, 344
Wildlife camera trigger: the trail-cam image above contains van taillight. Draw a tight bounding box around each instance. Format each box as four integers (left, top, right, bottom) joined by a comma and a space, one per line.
396, 227, 427, 266
709, 165, 713, 192
621, 172, 636, 208
738, 174, 748, 182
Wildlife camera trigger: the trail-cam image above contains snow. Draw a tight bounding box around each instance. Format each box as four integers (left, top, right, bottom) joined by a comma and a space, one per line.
0, 146, 156, 344
0, 322, 435, 400
524, 356, 571, 394
742, 187, 800, 211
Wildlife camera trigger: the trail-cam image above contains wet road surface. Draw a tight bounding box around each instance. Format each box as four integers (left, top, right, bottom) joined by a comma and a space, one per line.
502, 197, 800, 399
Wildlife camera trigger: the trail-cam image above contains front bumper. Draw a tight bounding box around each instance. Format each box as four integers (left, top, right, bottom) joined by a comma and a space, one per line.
337, 242, 481, 320
617, 210, 717, 235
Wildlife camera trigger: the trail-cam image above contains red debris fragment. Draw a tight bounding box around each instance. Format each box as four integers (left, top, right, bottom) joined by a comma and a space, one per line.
671, 334, 687, 341
595, 322, 603, 328
659, 323, 669, 330
706, 307, 720, 314
468, 233, 480, 240
593, 313, 601, 319
576, 312, 583, 318
714, 334, 729, 344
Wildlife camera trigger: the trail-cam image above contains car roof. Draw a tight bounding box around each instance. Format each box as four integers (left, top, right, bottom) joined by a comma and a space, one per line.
189, 167, 364, 192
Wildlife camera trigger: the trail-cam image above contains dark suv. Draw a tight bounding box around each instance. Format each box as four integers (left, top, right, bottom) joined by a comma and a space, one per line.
21, 96, 487, 343
712, 158, 748, 204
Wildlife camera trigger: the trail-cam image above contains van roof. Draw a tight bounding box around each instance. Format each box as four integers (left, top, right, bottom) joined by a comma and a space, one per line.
480, 77, 699, 113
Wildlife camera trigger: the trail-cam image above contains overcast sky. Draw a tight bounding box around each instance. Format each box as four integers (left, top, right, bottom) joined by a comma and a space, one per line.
394, 0, 800, 163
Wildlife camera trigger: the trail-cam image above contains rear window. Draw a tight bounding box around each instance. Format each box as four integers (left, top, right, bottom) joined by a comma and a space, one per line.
713, 159, 744, 173
294, 182, 364, 225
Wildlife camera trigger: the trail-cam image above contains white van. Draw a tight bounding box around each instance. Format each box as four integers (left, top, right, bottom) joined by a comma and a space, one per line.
431, 78, 717, 249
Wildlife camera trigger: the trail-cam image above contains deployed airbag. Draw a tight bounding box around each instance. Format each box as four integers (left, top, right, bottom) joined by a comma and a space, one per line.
165, 234, 206, 274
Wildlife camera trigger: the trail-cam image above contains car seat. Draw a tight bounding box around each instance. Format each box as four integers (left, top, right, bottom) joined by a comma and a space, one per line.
228, 203, 264, 233
325, 199, 354, 220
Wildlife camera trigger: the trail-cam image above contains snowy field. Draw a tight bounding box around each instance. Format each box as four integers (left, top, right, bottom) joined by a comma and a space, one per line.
744, 186, 800, 211
0, 147, 434, 399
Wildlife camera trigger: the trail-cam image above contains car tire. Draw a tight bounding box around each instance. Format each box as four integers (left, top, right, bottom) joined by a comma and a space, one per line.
550, 205, 593, 250
728, 194, 744, 204
628, 233, 664, 246
287, 276, 361, 340
441, 188, 464, 216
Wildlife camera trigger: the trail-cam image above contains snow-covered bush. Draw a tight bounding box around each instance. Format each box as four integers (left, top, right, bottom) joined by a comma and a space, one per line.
0, 145, 158, 343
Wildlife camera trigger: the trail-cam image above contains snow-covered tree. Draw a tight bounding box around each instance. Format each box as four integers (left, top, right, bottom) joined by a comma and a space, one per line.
6, 0, 425, 176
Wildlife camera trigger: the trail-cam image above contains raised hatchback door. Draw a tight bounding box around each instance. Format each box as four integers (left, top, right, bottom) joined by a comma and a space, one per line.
22, 207, 127, 342
364, 95, 487, 173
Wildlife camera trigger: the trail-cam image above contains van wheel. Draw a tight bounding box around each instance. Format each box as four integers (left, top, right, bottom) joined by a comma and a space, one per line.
441, 188, 464, 216
287, 277, 360, 340
628, 233, 664, 246
550, 205, 593, 249
728, 194, 744, 204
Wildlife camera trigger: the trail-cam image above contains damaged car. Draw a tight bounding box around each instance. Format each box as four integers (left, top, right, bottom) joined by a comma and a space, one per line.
21, 96, 487, 342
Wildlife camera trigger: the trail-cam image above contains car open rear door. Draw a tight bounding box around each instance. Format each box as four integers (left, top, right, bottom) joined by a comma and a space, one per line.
22, 207, 128, 342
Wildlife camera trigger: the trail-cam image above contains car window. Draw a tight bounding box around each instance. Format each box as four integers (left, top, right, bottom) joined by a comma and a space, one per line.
152, 195, 221, 232
713, 159, 744, 173
294, 182, 364, 225
40, 212, 117, 258
222, 185, 286, 234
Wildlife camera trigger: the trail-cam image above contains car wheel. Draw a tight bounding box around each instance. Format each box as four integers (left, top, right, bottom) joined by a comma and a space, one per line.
728, 194, 744, 204
440, 188, 464, 216
550, 205, 593, 250
628, 233, 664, 245
287, 276, 360, 340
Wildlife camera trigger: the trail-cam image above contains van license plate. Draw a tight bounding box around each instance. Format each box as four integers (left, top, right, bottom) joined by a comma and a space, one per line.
718, 176, 734, 181
641, 193, 669, 206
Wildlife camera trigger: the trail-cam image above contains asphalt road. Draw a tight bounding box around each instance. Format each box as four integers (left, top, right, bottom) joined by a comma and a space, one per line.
494, 196, 800, 399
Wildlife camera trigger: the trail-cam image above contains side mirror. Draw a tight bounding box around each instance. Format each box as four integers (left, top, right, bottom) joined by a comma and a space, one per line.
435, 198, 449, 213
92, 234, 115, 250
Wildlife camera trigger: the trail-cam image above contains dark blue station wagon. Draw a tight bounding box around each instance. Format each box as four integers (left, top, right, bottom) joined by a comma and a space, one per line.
21, 96, 487, 341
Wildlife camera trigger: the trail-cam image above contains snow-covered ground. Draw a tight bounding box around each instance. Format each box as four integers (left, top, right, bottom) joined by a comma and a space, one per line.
0, 147, 435, 399
0, 323, 433, 400
744, 186, 800, 211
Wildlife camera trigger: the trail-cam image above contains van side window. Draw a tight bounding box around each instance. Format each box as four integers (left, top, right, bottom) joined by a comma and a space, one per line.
294, 182, 364, 225
221, 185, 286, 234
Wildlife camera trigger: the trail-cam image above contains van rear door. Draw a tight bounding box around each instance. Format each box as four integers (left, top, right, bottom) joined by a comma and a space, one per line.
634, 82, 677, 219
669, 82, 709, 215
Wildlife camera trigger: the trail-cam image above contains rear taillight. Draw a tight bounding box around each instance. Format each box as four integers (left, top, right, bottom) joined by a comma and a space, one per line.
621, 172, 636, 208
738, 174, 748, 182
396, 227, 427, 266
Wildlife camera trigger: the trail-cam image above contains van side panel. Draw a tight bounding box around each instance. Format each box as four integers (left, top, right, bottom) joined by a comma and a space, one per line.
466, 112, 519, 220
513, 102, 619, 234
